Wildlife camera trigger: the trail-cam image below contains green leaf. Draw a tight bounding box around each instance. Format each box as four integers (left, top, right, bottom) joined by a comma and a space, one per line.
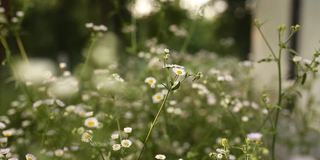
171, 81, 180, 91
301, 73, 307, 85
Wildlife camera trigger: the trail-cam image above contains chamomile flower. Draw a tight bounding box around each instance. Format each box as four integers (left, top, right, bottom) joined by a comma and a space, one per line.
145, 77, 157, 88
121, 139, 132, 148
81, 132, 93, 143
84, 117, 99, 128
247, 132, 263, 141
54, 149, 64, 157
152, 92, 164, 103
216, 153, 223, 159
111, 133, 119, 139
123, 127, 132, 133
2, 129, 15, 137
292, 56, 302, 63
112, 144, 121, 151
25, 154, 36, 160
172, 67, 186, 76
155, 154, 166, 160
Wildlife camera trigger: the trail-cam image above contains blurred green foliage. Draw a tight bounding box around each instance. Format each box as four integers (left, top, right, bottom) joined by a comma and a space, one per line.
6, 0, 251, 64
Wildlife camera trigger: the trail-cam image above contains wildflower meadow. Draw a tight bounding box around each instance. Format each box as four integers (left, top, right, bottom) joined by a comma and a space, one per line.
0, 0, 320, 160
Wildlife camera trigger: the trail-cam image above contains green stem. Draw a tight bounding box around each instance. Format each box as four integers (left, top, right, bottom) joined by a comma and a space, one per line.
98, 148, 106, 160
15, 33, 29, 63
81, 37, 97, 77
136, 89, 171, 160
256, 27, 277, 60
131, 17, 137, 54
271, 31, 283, 160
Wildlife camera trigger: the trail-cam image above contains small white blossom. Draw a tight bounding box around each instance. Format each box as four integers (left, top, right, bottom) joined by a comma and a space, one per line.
84, 117, 99, 128
111, 133, 119, 140
123, 127, 132, 133
54, 149, 64, 157
155, 154, 166, 160
152, 92, 164, 103
25, 153, 37, 160
81, 132, 92, 143
172, 67, 186, 76
217, 153, 223, 159
144, 77, 157, 88
16, 11, 24, 17
247, 132, 263, 141
2, 129, 15, 137
121, 139, 132, 148
112, 144, 121, 151
85, 22, 94, 28
292, 56, 302, 62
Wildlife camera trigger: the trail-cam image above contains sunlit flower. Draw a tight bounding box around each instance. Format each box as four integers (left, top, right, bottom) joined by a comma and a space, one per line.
0, 122, 6, 129
81, 132, 92, 143
121, 139, 132, 148
129, 0, 159, 18
247, 132, 263, 141
15, 59, 56, 85
217, 153, 223, 159
152, 92, 164, 103
25, 153, 37, 160
292, 56, 302, 63
2, 129, 15, 137
111, 133, 119, 140
155, 154, 166, 160
172, 67, 186, 76
112, 144, 121, 151
54, 149, 64, 157
84, 117, 99, 128
144, 77, 157, 88
47, 76, 79, 99
0, 148, 10, 155
123, 127, 132, 133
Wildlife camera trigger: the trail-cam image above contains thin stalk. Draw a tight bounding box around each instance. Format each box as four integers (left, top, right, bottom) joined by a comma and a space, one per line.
1, 36, 33, 102
131, 17, 137, 54
15, 33, 29, 62
256, 27, 277, 60
81, 37, 97, 77
137, 89, 171, 160
98, 148, 106, 160
270, 30, 284, 160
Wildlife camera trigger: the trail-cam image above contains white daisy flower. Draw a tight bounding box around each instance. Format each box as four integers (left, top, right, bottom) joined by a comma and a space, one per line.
292, 56, 302, 63
112, 144, 121, 151
144, 77, 157, 88
247, 132, 263, 141
0, 148, 10, 155
84, 117, 99, 128
121, 139, 132, 148
0, 122, 6, 129
217, 153, 223, 159
26, 153, 37, 160
155, 154, 166, 160
2, 129, 15, 137
172, 67, 186, 76
152, 92, 164, 103
54, 149, 64, 157
123, 127, 132, 133
81, 132, 92, 143
111, 133, 119, 140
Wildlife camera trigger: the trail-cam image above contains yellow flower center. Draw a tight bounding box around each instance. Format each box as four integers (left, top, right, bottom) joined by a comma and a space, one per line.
176, 70, 183, 75
88, 121, 95, 127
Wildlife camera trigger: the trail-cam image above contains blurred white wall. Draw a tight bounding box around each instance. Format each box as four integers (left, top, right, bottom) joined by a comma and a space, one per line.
250, 0, 291, 89
251, 0, 320, 88
299, 0, 320, 58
